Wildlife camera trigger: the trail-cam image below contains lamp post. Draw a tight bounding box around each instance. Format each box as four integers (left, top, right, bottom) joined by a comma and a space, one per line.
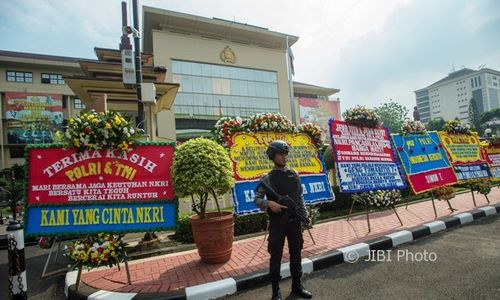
132, 0, 145, 130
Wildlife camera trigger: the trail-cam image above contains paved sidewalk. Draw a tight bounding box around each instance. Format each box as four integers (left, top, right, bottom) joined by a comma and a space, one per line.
67, 188, 500, 299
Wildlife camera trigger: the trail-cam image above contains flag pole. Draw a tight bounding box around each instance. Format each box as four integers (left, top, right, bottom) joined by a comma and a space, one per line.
286, 35, 297, 125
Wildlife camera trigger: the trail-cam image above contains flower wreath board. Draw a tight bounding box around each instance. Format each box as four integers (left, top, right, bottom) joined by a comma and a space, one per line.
483, 143, 500, 180
328, 118, 407, 193
329, 117, 407, 231
437, 131, 491, 182
24, 142, 178, 237
391, 131, 458, 194
216, 114, 334, 215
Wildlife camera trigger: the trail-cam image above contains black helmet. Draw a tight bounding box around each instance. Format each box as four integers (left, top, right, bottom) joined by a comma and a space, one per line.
266, 140, 289, 160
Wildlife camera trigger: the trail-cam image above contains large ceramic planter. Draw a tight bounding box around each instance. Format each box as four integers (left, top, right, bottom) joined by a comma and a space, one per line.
190, 211, 234, 264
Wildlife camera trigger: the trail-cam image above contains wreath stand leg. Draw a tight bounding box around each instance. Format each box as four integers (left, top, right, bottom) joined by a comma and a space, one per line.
115, 257, 121, 271
306, 206, 316, 245
306, 227, 316, 245
263, 220, 270, 243
124, 252, 132, 285
470, 189, 477, 207
347, 198, 356, 221
430, 192, 438, 218
366, 205, 371, 233
41, 236, 63, 278
391, 205, 403, 226
75, 263, 83, 291
446, 200, 457, 212
484, 194, 490, 204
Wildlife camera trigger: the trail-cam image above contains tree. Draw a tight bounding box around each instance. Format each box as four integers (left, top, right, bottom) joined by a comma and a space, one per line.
468, 98, 481, 133
480, 108, 500, 136
172, 137, 234, 218
373, 100, 409, 133
323, 145, 334, 170
425, 118, 446, 131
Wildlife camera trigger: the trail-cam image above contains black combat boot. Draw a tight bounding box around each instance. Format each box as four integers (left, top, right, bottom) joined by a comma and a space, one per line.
291, 278, 312, 299
271, 282, 281, 300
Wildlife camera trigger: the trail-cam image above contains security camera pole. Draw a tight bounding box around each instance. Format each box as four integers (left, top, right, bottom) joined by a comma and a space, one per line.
132, 0, 145, 130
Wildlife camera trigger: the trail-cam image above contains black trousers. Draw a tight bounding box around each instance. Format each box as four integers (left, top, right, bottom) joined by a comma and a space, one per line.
267, 215, 304, 283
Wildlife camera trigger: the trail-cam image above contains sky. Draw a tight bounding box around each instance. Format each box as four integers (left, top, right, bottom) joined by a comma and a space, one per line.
1, 0, 499, 116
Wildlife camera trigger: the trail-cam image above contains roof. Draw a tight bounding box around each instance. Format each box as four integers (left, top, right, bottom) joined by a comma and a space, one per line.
94, 47, 154, 64
0, 50, 85, 64
142, 6, 299, 53
63, 76, 179, 113
427, 68, 476, 88
293, 81, 340, 97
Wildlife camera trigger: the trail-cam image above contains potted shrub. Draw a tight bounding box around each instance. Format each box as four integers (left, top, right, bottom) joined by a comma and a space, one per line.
172, 137, 235, 263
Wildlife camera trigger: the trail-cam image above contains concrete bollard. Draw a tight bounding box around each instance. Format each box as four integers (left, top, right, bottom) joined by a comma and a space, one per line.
7, 220, 27, 300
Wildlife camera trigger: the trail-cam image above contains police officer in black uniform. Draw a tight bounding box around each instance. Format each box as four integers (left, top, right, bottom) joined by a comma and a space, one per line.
254, 140, 313, 300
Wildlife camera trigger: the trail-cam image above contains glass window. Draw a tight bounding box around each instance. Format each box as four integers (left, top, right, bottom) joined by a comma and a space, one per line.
7, 70, 32, 83
229, 66, 238, 79
211, 65, 221, 78
192, 76, 203, 93
180, 61, 192, 75
231, 80, 240, 95
182, 76, 193, 92
240, 81, 248, 96
201, 63, 211, 76
74, 99, 85, 109
41, 73, 64, 84
172, 60, 279, 118
172, 61, 182, 73
191, 63, 202, 76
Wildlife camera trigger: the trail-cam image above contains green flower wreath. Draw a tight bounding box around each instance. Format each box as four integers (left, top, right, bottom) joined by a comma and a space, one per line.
64, 233, 127, 270
213, 113, 323, 149
60, 110, 144, 153
342, 106, 381, 128
432, 186, 455, 201
353, 189, 402, 208
443, 119, 471, 135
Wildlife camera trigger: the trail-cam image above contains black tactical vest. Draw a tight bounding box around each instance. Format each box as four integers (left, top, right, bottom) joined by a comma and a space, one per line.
268, 168, 301, 199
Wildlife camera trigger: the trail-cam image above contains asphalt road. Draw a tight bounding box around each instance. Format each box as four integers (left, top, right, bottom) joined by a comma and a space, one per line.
225, 214, 500, 300
1, 214, 498, 299
0, 238, 69, 300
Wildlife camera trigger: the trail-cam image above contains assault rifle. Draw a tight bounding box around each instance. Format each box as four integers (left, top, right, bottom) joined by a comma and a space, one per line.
259, 178, 315, 244
259, 179, 309, 225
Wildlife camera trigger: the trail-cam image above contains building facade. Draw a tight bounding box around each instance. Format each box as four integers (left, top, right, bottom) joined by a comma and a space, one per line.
0, 6, 340, 169
294, 81, 340, 142
0, 50, 86, 169
143, 7, 336, 140
415, 67, 500, 124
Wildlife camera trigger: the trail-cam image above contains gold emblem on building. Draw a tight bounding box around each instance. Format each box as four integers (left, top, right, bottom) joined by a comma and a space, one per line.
220, 46, 236, 64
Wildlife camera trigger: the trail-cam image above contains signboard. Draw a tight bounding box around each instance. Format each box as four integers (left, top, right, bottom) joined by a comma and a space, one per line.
4, 92, 63, 144
25, 202, 176, 236
27, 146, 174, 204
483, 144, 500, 179
391, 132, 458, 193
298, 97, 341, 142
228, 132, 334, 215
25, 144, 177, 236
329, 119, 406, 193
437, 132, 490, 181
